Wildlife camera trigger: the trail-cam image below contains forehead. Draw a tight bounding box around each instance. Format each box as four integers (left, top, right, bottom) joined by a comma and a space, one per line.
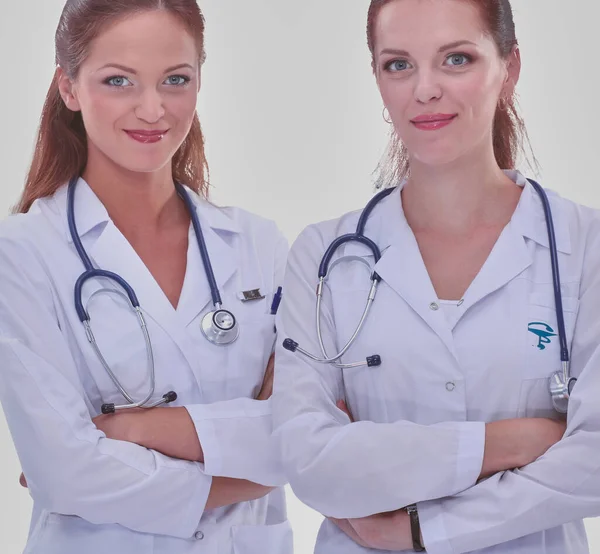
84, 10, 198, 69
374, 0, 489, 52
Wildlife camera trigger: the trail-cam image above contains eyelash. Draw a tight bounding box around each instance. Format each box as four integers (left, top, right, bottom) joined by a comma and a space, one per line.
383, 53, 474, 72
102, 75, 192, 87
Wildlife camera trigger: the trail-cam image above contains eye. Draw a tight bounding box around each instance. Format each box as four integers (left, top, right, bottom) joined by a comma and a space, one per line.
105, 75, 132, 87
445, 53, 471, 67
384, 59, 412, 72
164, 75, 191, 86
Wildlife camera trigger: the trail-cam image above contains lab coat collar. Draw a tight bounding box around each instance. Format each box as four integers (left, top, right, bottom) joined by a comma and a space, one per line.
56, 177, 242, 243
342, 169, 571, 260
509, 171, 572, 255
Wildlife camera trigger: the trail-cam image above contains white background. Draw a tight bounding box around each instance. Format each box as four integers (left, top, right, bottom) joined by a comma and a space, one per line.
0, 1, 599, 552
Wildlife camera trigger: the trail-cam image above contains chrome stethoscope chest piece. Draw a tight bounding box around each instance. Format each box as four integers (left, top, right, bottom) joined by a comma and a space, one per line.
201, 308, 240, 345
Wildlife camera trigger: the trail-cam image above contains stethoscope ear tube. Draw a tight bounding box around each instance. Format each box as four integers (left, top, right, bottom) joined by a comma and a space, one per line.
286, 188, 395, 369
68, 177, 239, 413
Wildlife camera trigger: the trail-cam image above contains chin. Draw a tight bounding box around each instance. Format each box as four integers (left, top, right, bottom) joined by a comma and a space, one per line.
110, 150, 174, 174
411, 147, 465, 168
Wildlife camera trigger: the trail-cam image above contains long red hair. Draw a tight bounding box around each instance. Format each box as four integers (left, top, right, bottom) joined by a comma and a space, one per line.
17, 0, 209, 213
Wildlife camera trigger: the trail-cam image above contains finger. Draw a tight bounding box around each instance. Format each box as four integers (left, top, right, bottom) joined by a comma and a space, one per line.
265, 355, 275, 379
262, 372, 274, 396
256, 358, 276, 400
336, 399, 355, 422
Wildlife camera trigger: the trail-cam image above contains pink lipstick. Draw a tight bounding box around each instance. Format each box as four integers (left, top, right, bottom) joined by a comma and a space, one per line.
124, 129, 169, 144
410, 113, 457, 131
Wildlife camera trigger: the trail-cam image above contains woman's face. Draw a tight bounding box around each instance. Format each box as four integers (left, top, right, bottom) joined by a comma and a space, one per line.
373, 0, 520, 168
59, 10, 200, 174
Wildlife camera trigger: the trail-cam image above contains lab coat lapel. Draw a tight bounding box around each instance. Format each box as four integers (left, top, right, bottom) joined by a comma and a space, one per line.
461, 220, 532, 312
59, 178, 178, 338
88, 220, 181, 338
374, 232, 459, 360
461, 178, 544, 314
370, 190, 459, 359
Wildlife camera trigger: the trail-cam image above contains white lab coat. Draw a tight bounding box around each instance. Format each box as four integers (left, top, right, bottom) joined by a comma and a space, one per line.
0, 178, 292, 554
273, 170, 600, 553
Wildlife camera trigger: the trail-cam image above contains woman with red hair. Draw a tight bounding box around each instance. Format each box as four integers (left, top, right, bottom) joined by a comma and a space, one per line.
0, 1, 291, 553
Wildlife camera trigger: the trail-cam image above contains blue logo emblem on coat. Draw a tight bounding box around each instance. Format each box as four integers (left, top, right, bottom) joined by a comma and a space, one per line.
528, 322, 557, 350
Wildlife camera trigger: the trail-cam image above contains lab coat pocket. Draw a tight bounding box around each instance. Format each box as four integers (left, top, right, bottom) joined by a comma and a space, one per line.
519, 293, 579, 418
222, 313, 276, 399
231, 519, 293, 554
524, 293, 579, 378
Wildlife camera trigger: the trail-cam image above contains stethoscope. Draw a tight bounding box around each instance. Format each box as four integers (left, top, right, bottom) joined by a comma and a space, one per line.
67, 176, 239, 414
283, 179, 576, 413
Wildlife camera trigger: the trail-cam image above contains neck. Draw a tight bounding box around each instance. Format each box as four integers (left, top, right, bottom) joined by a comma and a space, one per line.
401, 141, 520, 234
82, 147, 189, 238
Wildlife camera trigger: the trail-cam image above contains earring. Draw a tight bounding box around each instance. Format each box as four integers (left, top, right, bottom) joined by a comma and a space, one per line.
497, 97, 509, 112
382, 107, 392, 124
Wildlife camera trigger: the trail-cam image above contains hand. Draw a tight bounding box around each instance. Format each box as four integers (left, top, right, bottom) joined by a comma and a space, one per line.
19, 472, 27, 488
329, 509, 413, 551
256, 353, 275, 400
336, 399, 355, 422
481, 417, 566, 478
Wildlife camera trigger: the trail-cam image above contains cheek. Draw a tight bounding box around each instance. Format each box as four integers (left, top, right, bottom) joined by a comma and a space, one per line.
458, 72, 503, 121
79, 89, 126, 133
169, 92, 198, 125
379, 78, 411, 115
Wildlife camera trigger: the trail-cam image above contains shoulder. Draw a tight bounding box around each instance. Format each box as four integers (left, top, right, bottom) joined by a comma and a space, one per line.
291, 207, 364, 260
196, 198, 289, 267
0, 196, 63, 267
546, 189, 600, 254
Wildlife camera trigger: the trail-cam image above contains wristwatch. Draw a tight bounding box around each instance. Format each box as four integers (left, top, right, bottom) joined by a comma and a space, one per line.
405, 504, 425, 551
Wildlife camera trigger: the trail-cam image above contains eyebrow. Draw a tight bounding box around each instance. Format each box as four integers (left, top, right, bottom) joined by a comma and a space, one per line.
97, 62, 195, 74
379, 40, 477, 57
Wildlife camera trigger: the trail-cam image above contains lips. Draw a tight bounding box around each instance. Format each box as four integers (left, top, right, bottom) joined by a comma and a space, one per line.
410, 114, 457, 131
124, 129, 169, 144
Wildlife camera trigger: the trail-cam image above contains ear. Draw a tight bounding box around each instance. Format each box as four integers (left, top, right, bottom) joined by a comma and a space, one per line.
56, 66, 81, 112
502, 46, 521, 98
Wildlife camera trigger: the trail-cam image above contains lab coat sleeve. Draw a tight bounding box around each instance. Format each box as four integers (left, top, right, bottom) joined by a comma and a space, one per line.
0, 240, 211, 539
418, 221, 600, 554
272, 224, 485, 519
184, 227, 289, 486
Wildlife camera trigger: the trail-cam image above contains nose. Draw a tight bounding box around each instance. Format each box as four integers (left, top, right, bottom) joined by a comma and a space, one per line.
134, 88, 166, 123
413, 69, 442, 104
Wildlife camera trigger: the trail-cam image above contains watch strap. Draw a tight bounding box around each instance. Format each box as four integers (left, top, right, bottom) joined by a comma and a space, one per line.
405, 504, 425, 551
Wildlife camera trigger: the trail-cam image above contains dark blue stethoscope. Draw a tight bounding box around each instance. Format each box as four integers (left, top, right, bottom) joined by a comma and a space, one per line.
67, 176, 239, 414
284, 179, 575, 413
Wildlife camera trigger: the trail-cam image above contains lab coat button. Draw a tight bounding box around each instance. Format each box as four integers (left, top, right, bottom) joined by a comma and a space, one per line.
429, 302, 439, 311
194, 531, 205, 540
446, 382, 456, 392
